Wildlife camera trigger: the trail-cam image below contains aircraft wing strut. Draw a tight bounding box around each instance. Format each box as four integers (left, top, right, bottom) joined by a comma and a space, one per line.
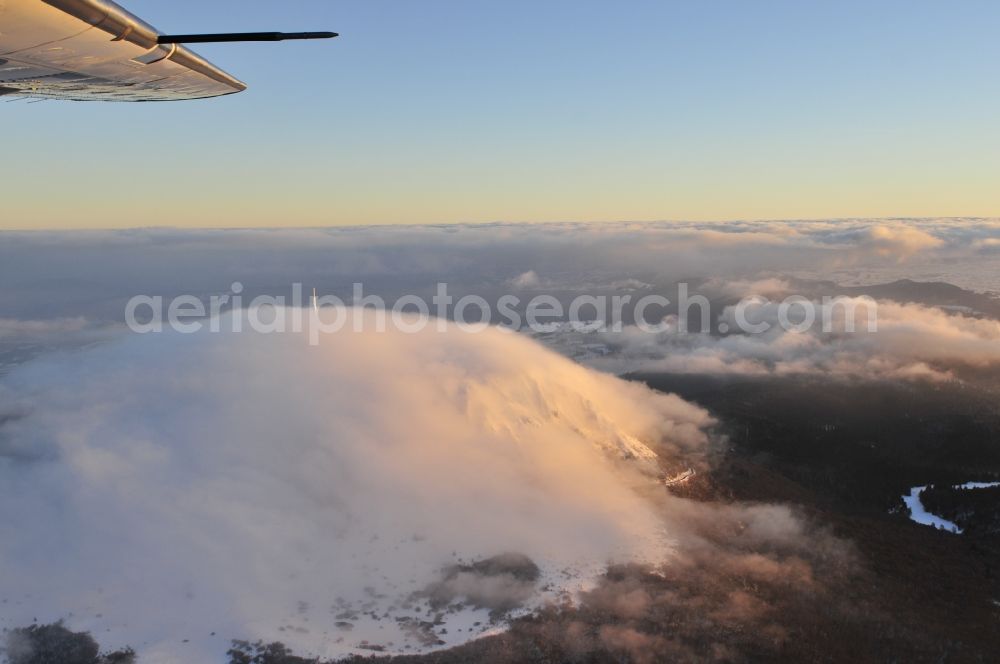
0, 0, 335, 101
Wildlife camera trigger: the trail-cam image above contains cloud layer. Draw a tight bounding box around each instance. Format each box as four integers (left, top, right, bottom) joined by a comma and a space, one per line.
545, 298, 1000, 381
1, 219, 998, 321
0, 309, 712, 662
3, 220, 988, 660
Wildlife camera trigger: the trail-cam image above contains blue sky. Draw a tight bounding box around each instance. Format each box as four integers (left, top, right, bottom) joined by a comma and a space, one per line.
3, 0, 1000, 228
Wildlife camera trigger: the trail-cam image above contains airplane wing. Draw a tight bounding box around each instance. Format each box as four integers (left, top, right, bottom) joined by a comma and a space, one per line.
0, 0, 247, 101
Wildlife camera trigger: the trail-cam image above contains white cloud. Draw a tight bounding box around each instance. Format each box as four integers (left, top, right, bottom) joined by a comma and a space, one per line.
553, 298, 1000, 382
0, 310, 712, 661
701, 277, 793, 299
508, 270, 541, 290
857, 224, 944, 260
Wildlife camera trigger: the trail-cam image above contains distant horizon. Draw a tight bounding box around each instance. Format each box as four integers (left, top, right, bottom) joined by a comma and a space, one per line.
3, 215, 1000, 233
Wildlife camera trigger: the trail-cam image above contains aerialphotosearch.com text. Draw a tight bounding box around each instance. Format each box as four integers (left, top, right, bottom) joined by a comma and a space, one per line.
125, 281, 879, 345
